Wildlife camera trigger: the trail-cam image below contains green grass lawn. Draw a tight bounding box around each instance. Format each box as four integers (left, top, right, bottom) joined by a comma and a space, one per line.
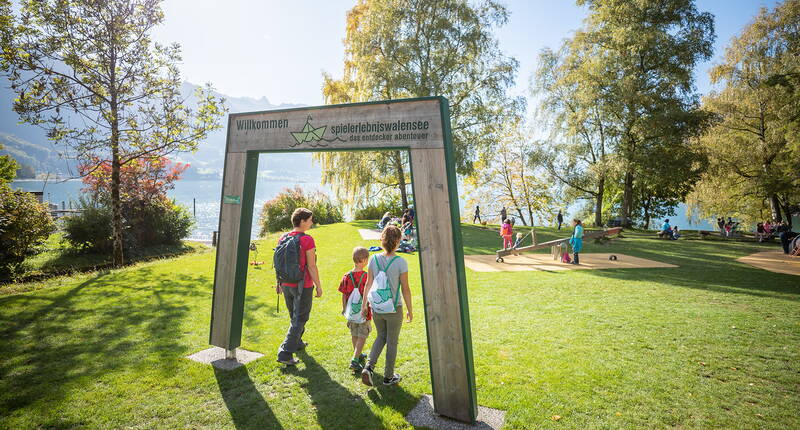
1, 222, 798, 429
4, 232, 207, 290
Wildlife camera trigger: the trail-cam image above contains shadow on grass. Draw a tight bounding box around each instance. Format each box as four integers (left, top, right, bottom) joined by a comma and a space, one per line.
214, 366, 282, 430
582, 239, 800, 300
0, 267, 209, 416
296, 351, 384, 430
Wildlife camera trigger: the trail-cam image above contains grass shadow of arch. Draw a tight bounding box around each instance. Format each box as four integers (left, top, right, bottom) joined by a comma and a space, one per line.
295, 351, 384, 430
214, 366, 282, 430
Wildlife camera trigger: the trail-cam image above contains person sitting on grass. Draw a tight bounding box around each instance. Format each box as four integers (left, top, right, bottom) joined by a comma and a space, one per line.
377, 212, 392, 229
361, 225, 413, 387
500, 219, 513, 250
672, 226, 681, 240
569, 219, 584, 265
338, 246, 372, 372
661, 219, 675, 240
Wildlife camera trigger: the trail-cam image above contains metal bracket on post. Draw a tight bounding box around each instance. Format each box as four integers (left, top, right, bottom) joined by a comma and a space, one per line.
225, 348, 237, 360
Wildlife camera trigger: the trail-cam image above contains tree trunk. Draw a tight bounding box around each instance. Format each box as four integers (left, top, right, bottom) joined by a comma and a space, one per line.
768, 193, 783, 223
621, 169, 634, 228
111, 141, 124, 267
515, 208, 527, 226
392, 151, 408, 209
642, 195, 651, 230
594, 176, 605, 227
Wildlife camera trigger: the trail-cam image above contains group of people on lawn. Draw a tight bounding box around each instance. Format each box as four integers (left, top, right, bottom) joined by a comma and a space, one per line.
275, 208, 412, 387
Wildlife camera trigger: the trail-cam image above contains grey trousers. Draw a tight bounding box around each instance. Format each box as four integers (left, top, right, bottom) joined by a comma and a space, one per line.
277, 285, 313, 360
367, 306, 404, 377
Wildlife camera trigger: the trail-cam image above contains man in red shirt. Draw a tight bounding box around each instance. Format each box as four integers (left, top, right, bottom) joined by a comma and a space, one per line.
276, 208, 323, 366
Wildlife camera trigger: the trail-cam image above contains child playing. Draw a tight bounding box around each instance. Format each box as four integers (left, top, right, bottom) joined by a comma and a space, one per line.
500, 219, 513, 250
338, 246, 372, 371
361, 225, 412, 386
569, 219, 584, 264
513, 232, 524, 248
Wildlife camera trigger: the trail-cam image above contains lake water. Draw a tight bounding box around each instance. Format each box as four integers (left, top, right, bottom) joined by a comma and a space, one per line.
11, 178, 715, 241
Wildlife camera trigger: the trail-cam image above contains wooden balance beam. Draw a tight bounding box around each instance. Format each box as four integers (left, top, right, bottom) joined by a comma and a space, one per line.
494, 227, 623, 263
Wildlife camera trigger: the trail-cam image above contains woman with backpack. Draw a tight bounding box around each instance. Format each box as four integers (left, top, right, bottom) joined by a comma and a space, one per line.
360, 225, 412, 386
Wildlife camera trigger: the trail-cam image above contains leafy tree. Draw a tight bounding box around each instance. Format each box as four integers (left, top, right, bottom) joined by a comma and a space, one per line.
532, 44, 617, 227
318, 0, 523, 208
64, 156, 194, 252
0, 0, 225, 266
463, 122, 555, 226
570, 0, 715, 227
691, 0, 800, 224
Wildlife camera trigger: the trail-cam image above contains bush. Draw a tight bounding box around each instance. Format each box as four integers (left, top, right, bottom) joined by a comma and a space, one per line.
0, 186, 56, 280
63, 196, 194, 253
62, 197, 114, 252
259, 186, 343, 235
353, 196, 404, 220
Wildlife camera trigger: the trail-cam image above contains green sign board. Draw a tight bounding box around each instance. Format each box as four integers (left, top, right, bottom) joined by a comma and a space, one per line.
223, 195, 241, 205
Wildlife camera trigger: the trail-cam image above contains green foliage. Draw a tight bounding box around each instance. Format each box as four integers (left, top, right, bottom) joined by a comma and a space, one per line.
0, 186, 55, 280
63, 197, 194, 253
690, 0, 800, 224
258, 186, 343, 235
352, 195, 403, 220
547, 0, 716, 228
0, 143, 17, 185
62, 198, 113, 253
316, 0, 524, 208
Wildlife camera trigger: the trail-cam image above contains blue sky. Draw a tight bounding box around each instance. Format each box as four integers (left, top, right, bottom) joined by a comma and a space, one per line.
152, 0, 781, 107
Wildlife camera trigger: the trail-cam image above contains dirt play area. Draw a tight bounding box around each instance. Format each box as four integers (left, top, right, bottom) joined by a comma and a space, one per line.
736, 250, 800, 276
463, 253, 678, 272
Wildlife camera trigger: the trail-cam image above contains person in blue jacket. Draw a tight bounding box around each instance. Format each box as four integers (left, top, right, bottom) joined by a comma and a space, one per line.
569, 219, 584, 265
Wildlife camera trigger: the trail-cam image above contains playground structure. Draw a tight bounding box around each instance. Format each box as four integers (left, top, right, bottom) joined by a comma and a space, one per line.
494, 227, 624, 263
207, 97, 477, 423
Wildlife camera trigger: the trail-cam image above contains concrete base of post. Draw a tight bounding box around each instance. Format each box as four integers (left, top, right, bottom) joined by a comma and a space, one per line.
186, 346, 262, 370
405, 395, 506, 430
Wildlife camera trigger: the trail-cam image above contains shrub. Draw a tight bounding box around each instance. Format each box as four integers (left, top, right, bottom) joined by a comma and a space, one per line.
353, 196, 404, 220
63, 196, 194, 252
0, 186, 56, 280
259, 186, 343, 235
62, 197, 114, 252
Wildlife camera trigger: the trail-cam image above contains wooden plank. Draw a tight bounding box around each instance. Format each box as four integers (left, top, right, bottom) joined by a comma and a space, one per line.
228, 99, 444, 152
209, 152, 247, 348
496, 228, 623, 258
411, 147, 472, 422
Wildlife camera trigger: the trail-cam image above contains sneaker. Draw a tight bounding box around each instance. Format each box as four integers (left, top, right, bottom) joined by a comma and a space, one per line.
297, 341, 308, 351
383, 374, 402, 385
358, 353, 367, 365
277, 357, 299, 366
361, 367, 374, 386
349, 359, 363, 372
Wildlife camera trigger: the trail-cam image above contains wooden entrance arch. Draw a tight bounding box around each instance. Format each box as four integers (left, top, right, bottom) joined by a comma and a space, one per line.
209, 97, 476, 422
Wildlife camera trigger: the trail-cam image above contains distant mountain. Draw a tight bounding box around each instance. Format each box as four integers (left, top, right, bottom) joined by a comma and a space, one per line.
0, 79, 320, 181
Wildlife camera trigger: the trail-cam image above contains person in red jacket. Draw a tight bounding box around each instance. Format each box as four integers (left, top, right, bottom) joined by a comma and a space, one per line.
500, 219, 513, 250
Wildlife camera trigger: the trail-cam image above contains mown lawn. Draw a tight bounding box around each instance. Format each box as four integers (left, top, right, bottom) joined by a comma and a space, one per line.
1, 222, 797, 429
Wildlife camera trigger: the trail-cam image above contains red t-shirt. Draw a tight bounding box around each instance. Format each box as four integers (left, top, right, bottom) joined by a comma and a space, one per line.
277, 231, 316, 288
338, 270, 371, 320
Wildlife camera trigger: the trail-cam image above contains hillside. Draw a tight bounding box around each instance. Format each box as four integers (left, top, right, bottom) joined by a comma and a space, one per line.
0, 80, 320, 181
